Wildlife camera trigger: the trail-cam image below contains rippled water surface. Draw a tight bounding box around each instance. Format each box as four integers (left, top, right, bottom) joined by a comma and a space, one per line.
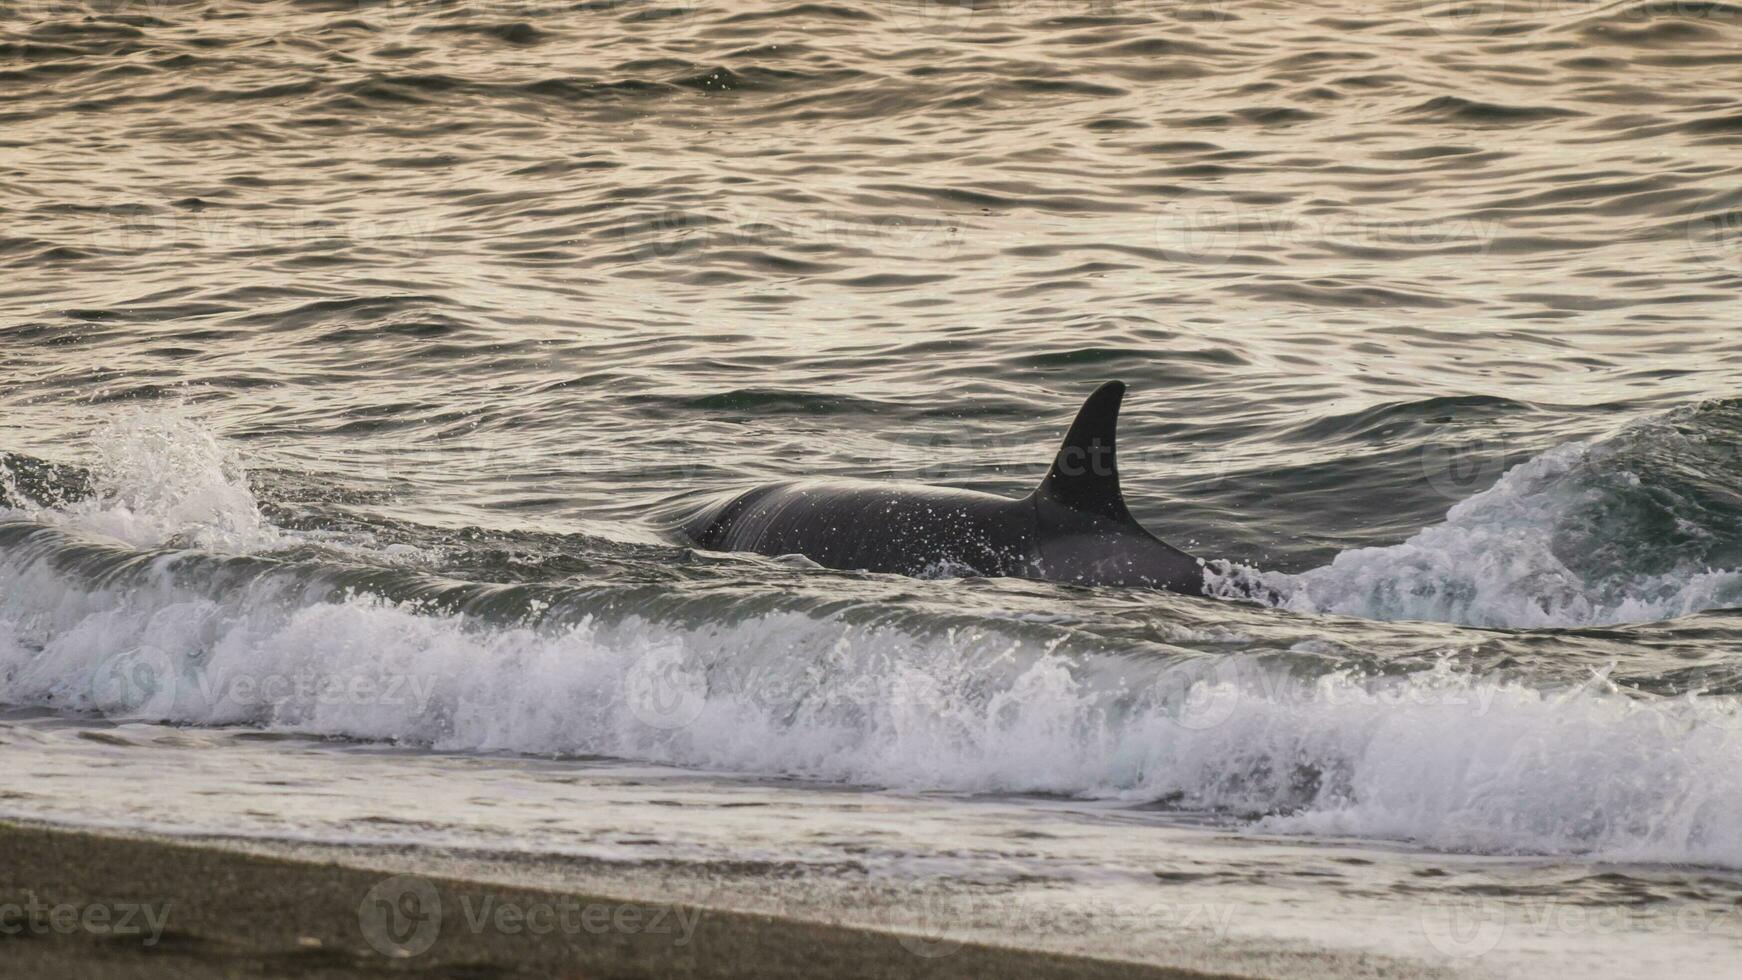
3, 1, 1742, 973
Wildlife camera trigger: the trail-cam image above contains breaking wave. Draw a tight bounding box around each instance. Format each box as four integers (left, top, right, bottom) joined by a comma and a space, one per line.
1211, 401, 1742, 628
3, 408, 1742, 868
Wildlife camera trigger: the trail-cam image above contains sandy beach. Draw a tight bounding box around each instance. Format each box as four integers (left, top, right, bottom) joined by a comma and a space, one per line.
0, 821, 1238, 980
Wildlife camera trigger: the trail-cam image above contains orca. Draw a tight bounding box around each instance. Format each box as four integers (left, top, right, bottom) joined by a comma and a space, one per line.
681, 381, 1207, 594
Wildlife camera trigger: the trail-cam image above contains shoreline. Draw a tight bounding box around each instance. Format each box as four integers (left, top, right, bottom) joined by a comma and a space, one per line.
0, 820, 1243, 980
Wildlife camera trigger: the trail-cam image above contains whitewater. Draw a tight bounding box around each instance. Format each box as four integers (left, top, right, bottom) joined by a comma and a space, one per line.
4, 408, 1742, 876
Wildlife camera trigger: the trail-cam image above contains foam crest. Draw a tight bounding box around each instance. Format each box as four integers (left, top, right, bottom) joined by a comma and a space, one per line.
1212, 415, 1742, 627
5, 410, 284, 553
2, 535, 1741, 868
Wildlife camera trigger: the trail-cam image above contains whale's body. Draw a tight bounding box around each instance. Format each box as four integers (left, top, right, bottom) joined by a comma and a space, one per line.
682, 381, 1207, 595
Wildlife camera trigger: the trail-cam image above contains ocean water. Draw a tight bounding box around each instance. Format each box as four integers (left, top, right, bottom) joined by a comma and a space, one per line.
4, 0, 1742, 974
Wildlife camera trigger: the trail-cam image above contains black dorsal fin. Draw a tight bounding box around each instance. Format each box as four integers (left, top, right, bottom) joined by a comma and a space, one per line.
1034, 380, 1134, 523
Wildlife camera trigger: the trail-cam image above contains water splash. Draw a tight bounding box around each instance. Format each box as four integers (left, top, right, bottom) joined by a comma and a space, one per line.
5, 410, 285, 554
1212, 405, 1742, 628
2, 521, 1741, 867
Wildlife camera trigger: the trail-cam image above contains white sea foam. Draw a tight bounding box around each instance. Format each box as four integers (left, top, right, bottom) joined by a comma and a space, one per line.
6, 415, 1742, 867
4, 409, 286, 553
2, 537, 1741, 868
1209, 437, 1742, 628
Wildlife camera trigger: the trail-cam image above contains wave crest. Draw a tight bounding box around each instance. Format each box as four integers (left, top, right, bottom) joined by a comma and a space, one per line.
1215, 404, 1742, 627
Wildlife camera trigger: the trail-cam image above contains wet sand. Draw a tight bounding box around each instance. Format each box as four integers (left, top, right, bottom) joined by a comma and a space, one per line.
0, 821, 1240, 979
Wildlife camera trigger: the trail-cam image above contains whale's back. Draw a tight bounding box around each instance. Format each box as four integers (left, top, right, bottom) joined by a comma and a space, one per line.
684, 480, 1037, 579
680, 382, 1206, 594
